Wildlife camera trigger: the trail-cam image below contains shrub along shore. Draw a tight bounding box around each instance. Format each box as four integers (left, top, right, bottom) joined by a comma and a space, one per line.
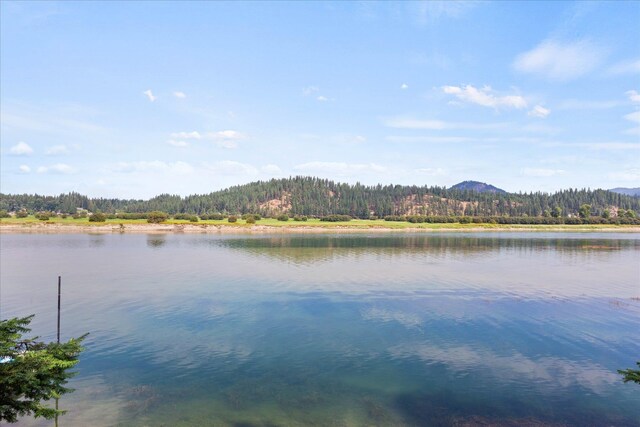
1, 211, 639, 233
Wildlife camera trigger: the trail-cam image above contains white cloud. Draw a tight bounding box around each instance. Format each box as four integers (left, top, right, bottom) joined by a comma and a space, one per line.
143, 89, 157, 102
388, 135, 542, 144
521, 168, 566, 177
206, 130, 245, 149
556, 99, 622, 110
384, 117, 506, 130
412, 1, 479, 24
261, 164, 283, 175
302, 87, 330, 102
627, 90, 640, 103
19, 165, 31, 173
513, 39, 605, 80
608, 59, 640, 75
46, 144, 69, 155
623, 100, 640, 134
208, 130, 244, 140
385, 118, 447, 130
9, 141, 34, 155
528, 105, 550, 118
608, 168, 640, 181
389, 343, 617, 394
624, 111, 640, 124
168, 130, 244, 149
415, 167, 446, 176
1, 103, 105, 135
113, 161, 193, 174
302, 86, 319, 96
401, 83, 409, 90
167, 140, 189, 147
442, 85, 527, 109
521, 123, 561, 134
294, 162, 387, 175
173, 91, 187, 99
556, 142, 640, 151
387, 136, 472, 143
37, 163, 74, 174
204, 160, 258, 176
170, 131, 201, 139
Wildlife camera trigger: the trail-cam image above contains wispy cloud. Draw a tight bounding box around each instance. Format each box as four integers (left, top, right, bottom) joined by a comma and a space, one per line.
415, 167, 446, 176
261, 164, 283, 175
294, 162, 386, 175
513, 39, 605, 80
9, 141, 34, 155
627, 90, 640, 103
608, 168, 640, 181
608, 59, 640, 75
624, 111, 640, 124
548, 142, 640, 151
37, 163, 74, 174
19, 165, 31, 174
387, 136, 472, 144
173, 91, 187, 99
166, 140, 189, 147
624, 111, 640, 135
384, 117, 507, 130
521, 168, 566, 177
528, 105, 550, 118
556, 99, 622, 110
401, 83, 409, 90
442, 85, 527, 109
143, 89, 157, 102
113, 161, 193, 174
387, 135, 542, 144
203, 160, 258, 176
170, 131, 201, 139
302, 86, 319, 96
168, 130, 244, 148
411, 1, 479, 25
46, 145, 70, 155
302, 86, 331, 101
207, 130, 244, 148
1, 103, 106, 135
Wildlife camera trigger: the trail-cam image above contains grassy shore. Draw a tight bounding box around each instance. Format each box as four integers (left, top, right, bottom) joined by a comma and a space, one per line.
1, 216, 639, 233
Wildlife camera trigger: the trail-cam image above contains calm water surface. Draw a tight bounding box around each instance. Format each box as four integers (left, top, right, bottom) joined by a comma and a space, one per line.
1, 232, 639, 426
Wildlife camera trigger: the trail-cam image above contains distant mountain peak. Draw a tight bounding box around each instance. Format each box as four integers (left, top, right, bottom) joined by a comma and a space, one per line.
609, 187, 640, 197
450, 181, 506, 194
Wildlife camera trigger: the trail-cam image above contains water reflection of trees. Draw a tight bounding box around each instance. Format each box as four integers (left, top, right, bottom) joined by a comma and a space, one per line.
146, 235, 167, 248
213, 235, 638, 264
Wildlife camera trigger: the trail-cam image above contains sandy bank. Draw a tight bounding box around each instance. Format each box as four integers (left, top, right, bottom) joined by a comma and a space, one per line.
1, 222, 639, 234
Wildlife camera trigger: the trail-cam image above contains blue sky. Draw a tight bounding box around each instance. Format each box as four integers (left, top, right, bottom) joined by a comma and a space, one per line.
1, 1, 639, 198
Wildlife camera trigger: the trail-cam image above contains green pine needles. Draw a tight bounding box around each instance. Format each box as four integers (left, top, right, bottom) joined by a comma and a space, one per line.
0, 315, 87, 423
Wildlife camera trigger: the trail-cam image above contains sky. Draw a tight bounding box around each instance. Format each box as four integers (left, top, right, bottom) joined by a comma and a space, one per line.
1, 1, 639, 199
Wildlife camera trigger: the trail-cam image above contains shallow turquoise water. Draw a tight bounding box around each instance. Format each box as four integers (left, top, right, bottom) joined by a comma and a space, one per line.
1, 232, 639, 426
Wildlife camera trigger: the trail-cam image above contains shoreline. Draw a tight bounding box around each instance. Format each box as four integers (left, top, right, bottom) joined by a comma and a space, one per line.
1, 222, 639, 234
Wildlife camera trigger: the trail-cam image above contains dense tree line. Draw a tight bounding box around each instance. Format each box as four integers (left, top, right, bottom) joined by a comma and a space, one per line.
1, 177, 639, 219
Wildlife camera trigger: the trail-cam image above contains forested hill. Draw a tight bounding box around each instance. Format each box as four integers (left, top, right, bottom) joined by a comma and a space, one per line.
449, 181, 506, 194
610, 187, 640, 197
1, 176, 639, 218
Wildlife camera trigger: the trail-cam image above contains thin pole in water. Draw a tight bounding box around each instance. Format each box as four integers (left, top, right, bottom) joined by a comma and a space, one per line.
57, 276, 61, 344
56, 276, 61, 427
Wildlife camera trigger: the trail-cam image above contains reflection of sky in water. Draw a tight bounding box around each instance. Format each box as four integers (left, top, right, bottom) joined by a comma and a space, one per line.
2, 233, 639, 426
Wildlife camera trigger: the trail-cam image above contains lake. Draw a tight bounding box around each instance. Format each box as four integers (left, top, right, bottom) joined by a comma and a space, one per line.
1, 232, 639, 426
